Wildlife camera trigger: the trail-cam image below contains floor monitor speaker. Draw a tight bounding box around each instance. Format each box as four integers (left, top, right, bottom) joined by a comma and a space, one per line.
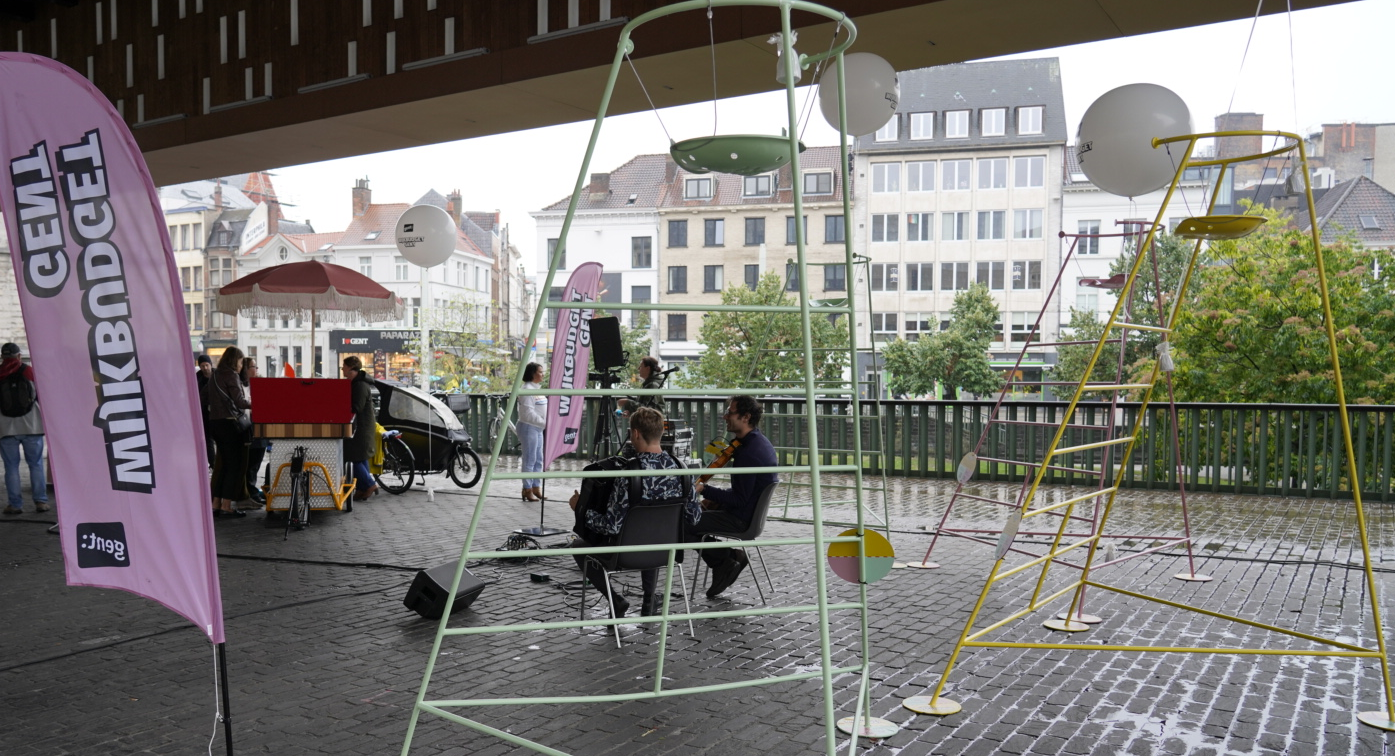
403, 561, 485, 619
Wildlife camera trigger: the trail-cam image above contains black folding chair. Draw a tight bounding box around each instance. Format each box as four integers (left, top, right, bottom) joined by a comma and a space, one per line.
693, 481, 778, 603
581, 502, 695, 648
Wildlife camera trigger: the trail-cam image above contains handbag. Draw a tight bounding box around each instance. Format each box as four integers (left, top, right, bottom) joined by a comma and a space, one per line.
212, 373, 253, 436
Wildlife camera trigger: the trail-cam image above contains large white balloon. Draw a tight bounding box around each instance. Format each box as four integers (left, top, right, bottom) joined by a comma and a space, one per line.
394, 204, 456, 268
819, 52, 899, 137
1076, 83, 1193, 198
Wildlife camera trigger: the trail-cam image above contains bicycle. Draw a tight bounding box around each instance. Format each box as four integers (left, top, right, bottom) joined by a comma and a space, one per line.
487, 395, 520, 455
285, 445, 311, 538
378, 430, 415, 494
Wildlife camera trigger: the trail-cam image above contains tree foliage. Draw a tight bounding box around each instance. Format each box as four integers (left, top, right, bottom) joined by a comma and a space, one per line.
679, 272, 848, 389
1171, 205, 1395, 404
410, 296, 515, 393
882, 284, 1002, 400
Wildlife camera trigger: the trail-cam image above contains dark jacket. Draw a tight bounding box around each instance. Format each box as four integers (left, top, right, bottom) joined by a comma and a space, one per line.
345, 370, 376, 462
203, 367, 249, 421
702, 427, 778, 526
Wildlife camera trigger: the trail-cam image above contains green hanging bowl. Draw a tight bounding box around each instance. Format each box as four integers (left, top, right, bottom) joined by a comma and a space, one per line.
671, 134, 807, 177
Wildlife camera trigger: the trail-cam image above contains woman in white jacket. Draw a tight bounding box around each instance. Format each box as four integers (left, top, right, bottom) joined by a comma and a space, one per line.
518, 362, 548, 501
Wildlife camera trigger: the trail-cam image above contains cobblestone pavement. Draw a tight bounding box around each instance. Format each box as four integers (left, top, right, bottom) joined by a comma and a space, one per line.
4, 461, 1395, 755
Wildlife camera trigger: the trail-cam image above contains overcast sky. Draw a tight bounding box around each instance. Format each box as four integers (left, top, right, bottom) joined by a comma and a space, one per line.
270, 0, 1395, 270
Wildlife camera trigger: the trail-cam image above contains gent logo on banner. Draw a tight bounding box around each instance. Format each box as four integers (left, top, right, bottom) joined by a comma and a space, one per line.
76, 522, 131, 568
562, 427, 578, 445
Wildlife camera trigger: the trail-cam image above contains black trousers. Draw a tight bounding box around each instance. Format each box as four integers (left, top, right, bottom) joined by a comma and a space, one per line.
571, 532, 657, 601
686, 510, 748, 567
209, 419, 249, 501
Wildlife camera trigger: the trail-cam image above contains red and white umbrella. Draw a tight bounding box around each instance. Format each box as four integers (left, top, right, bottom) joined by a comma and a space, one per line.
216, 261, 404, 373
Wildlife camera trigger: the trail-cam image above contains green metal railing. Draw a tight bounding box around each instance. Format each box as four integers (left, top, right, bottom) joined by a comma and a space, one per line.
460, 395, 1395, 501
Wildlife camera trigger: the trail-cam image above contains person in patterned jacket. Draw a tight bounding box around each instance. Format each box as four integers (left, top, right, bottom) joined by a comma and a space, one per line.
569, 407, 702, 618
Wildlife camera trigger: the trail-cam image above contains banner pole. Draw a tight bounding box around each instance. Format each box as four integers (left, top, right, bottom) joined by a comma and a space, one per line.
217, 642, 234, 755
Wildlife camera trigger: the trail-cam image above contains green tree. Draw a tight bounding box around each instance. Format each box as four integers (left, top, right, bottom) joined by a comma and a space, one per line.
680, 272, 848, 389
882, 284, 1002, 399
1052, 231, 1191, 389
409, 297, 515, 393
1171, 206, 1395, 404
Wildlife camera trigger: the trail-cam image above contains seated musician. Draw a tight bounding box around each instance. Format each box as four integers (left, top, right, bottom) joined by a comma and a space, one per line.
568, 407, 703, 618
618, 356, 665, 414
690, 395, 778, 598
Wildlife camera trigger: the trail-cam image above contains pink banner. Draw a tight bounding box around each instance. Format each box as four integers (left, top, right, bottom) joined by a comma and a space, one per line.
0, 54, 224, 642
543, 261, 603, 469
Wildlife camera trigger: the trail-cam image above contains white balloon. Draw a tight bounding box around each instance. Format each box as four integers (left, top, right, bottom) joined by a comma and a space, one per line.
1076, 83, 1193, 198
394, 204, 456, 268
819, 52, 899, 137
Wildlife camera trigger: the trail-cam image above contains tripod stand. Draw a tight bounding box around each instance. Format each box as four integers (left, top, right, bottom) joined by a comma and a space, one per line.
589, 367, 626, 461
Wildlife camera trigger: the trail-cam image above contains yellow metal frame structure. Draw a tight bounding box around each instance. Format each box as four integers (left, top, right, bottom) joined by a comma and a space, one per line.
264, 461, 354, 511
904, 130, 1395, 731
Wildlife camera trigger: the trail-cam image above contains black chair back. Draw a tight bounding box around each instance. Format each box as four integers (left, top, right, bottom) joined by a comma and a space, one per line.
606, 502, 685, 572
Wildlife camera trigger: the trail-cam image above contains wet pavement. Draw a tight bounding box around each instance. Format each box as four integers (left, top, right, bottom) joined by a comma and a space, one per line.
4, 461, 1395, 755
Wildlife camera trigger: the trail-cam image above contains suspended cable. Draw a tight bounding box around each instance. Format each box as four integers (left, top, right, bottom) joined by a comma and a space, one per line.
625, 51, 673, 143
1285, 0, 1302, 133
797, 15, 844, 142
1225, 0, 1267, 118
708, 0, 718, 136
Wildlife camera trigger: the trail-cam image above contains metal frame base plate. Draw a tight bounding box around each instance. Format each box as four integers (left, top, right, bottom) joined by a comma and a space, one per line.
1042, 619, 1091, 633
903, 695, 961, 715
835, 716, 899, 738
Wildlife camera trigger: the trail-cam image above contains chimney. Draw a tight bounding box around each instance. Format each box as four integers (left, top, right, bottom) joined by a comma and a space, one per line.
1214, 113, 1263, 161
268, 199, 281, 236
446, 189, 462, 228
213, 178, 223, 209
352, 177, 372, 217
589, 172, 610, 195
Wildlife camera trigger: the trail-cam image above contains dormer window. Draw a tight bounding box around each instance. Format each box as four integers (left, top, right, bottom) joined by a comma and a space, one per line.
981, 108, 1006, 137
1018, 106, 1043, 135
278, 247, 289, 261
743, 174, 772, 197
365, 230, 381, 241
910, 112, 934, 140
685, 177, 712, 199
803, 172, 833, 195
945, 110, 969, 138
874, 118, 898, 142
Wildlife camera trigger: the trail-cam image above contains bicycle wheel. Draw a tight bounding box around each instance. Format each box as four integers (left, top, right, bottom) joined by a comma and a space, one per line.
448, 445, 483, 488
379, 436, 415, 494
488, 413, 503, 451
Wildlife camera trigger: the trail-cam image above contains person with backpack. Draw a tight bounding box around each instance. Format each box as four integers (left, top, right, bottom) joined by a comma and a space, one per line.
0, 343, 48, 515
567, 407, 702, 618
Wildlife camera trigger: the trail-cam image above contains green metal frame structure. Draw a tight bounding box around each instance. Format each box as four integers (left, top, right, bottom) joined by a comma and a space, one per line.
400, 2, 893, 753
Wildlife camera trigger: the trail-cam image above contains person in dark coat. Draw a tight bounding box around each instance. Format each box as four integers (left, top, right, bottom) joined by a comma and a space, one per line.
195, 354, 215, 466
202, 347, 251, 518
341, 355, 378, 500
239, 359, 269, 505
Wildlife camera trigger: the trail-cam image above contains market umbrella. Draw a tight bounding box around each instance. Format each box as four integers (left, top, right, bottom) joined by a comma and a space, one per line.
216, 260, 404, 375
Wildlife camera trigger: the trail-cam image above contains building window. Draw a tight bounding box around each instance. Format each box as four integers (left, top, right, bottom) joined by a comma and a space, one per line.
1359, 214, 1381, 230
905, 263, 933, 291
978, 157, 1007, 189
825, 214, 846, 243
359, 256, 372, 276
785, 263, 800, 292
785, 215, 807, 245
1012, 261, 1042, 290
942, 212, 968, 241
667, 266, 688, 293
704, 218, 725, 247
1014, 209, 1044, 239
940, 262, 969, 290
945, 110, 969, 138
685, 177, 713, 199
632, 236, 652, 268
547, 287, 564, 329
668, 219, 688, 247
1011, 311, 1037, 342
703, 265, 724, 292
906, 212, 932, 242
631, 286, 651, 328
546, 238, 565, 270
872, 163, 901, 193
904, 312, 932, 341
181, 266, 192, 291
871, 214, 900, 242
871, 263, 899, 291
871, 312, 898, 338
977, 261, 1006, 290
745, 264, 760, 290
1078, 221, 1101, 254
804, 172, 833, 195
743, 174, 772, 197
982, 108, 1006, 137
668, 314, 687, 341
1018, 106, 1043, 135
193, 303, 203, 329
910, 112, 934, 140
824, 264, 846, 291
1076, 286, 1099, 313
1014, 156, 1045, 188
906, 161, 935, 192
744, 217, 766, 246
874, 117, 898, 142
942, 160, 971, 191
977, 211, 1005, 240
395, 255, 409, 280
193, 265, 203, 290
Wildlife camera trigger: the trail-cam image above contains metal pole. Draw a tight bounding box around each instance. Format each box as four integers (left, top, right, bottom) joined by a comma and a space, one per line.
217, 642, 234, 755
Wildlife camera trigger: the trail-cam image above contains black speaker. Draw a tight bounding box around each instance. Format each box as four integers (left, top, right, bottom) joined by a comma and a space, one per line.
403, 562, 485, 619
590, 316, 625, 371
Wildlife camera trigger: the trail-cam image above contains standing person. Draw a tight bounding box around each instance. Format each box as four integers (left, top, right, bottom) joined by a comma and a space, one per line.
203, 347, 251, 518
341, 356, 379, 500
0, 343, 48, 516
568, 407, 703, 617
195, 355, 215, 466
240, 360, 269, 506
517, 362, 548, 501
689, 395, 778, 597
